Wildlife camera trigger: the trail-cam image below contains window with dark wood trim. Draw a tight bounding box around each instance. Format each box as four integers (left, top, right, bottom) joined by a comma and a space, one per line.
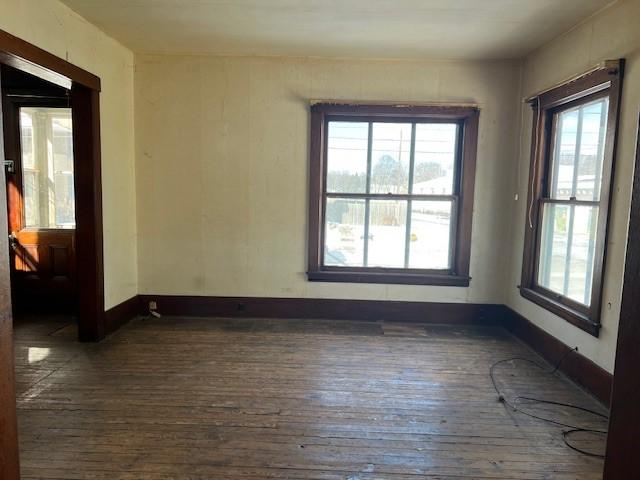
307, 103, 479, 286
520, 60, 624, 336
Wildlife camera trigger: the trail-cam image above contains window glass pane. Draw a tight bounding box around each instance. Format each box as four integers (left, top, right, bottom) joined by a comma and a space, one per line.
20, 111, 38, 228
367, 200, 407, 268
408, 201, 453, 269
324, 198, 365, 266
326, 122, 368, 193
550, 109, 578, 200
370, 123, 411, 194
537, 203, 598, 306
20, 107, 75, 229
551, 98, 608, 201
20, 112, 34, 169
413, 124, 457, 195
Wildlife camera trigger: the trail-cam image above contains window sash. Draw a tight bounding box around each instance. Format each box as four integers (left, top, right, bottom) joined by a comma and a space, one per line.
321, 118, 461, 271
533, 198, 598, 312
321, 196, 458, 270
323, 119, 462, 196
544, 91, 610, 203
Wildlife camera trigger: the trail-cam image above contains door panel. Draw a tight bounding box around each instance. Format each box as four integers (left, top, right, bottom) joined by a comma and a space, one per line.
12, 230, 75, 291
3, 95, 77, 311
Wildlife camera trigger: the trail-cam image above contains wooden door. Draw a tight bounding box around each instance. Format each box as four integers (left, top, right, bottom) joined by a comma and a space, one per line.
2, 95, 76, 311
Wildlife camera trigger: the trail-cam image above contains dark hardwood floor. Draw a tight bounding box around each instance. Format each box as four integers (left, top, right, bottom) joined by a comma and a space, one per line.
13, 315, 607, 479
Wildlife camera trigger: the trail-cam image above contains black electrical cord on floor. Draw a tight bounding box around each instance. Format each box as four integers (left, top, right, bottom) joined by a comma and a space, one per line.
490, 347, 608, 458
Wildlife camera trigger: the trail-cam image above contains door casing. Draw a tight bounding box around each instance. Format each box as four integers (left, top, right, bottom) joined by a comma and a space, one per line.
0, 29, 104, 341
0, 60, 20, 480
0, 30, 103, 479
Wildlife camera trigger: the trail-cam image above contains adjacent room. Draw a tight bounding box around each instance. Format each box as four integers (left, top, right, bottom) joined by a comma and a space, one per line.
1, 1, 639, 479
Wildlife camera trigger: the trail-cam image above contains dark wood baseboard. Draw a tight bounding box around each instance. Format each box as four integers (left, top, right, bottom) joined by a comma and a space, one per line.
104, 295, 142, 335
139, 294, 503, 325
498, 305, 612, 407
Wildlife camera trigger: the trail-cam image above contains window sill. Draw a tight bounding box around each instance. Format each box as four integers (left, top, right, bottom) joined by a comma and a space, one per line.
307, 270, 471, 287
519, 287, 600, 337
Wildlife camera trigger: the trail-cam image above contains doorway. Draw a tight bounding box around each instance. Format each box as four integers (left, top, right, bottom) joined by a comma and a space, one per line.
2, 66, 77, 315
0, 28, 105, 480
0, 28, 105, 343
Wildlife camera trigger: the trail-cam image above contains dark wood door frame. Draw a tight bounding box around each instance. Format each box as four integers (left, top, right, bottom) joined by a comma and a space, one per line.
0, 28, 104, 480
0, 64, 20, 480
603, 114, 640, 478
0, 29, 104, 342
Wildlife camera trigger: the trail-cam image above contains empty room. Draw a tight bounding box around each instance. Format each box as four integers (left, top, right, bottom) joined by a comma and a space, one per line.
1, 0, 639, 479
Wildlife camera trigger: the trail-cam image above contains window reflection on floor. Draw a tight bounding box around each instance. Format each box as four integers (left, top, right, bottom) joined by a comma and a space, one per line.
27, 347, 50, 364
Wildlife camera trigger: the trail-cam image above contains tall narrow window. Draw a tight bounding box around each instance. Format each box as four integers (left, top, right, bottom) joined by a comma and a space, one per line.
520, 60, 624, 336
308, 104, 479, 286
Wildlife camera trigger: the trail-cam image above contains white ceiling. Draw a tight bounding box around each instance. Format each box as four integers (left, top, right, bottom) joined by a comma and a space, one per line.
60, 0, 614, 60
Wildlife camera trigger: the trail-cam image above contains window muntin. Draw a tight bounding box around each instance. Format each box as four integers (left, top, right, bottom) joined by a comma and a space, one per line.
322, 119, 459, 271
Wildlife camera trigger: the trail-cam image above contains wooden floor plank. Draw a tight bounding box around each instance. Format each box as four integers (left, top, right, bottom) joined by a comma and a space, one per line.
14, 315, 606, 479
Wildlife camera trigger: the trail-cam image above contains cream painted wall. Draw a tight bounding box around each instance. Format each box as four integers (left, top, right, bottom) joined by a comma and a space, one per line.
506, 0, 640, 373
0, 0, 137, 309
135, 55, 521, 304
